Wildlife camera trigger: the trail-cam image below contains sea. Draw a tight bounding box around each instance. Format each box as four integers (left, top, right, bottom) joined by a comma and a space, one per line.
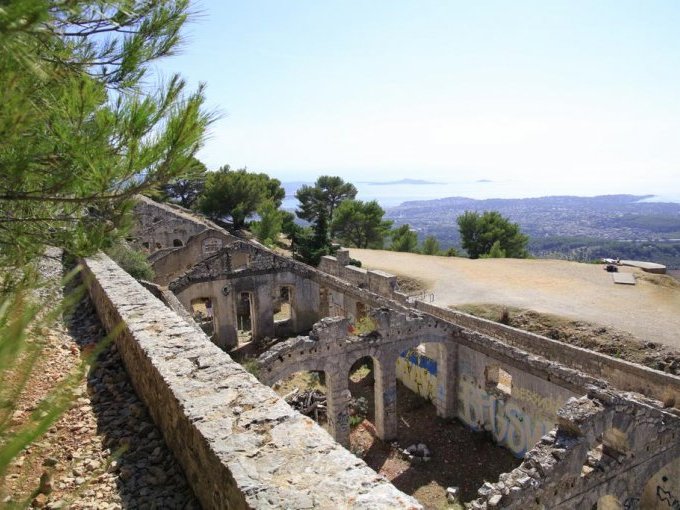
281, 179, 680, 210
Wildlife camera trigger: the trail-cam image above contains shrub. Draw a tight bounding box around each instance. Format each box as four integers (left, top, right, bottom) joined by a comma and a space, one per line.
105, 242, 154, 281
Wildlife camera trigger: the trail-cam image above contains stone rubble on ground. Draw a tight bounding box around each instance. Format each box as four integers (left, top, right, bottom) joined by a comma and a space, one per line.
401, 442, 431, 463
2, 252, 199, 509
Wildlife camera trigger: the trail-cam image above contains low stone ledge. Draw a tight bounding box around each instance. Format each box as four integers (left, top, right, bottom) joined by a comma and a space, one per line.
82, 252, 421, 510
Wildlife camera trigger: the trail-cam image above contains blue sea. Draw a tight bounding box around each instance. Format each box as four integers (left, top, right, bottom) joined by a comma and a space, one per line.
281, 179, 680, 210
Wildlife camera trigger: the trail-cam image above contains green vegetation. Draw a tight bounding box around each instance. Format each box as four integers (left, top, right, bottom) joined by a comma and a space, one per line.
295, 176, 358, 228
331, 200, 393, 249
0, 0, 211, 266
198, 166, 284, 230
530, 237, 680, 269
457, 211, 529, 259
292, 176, 357, 264
0, 0, 209, 493
105, 242, 155, 281
390, 225, 419, 253
421, 235, 441, 255
250, 200, 285, 247
160, 158, 208, 209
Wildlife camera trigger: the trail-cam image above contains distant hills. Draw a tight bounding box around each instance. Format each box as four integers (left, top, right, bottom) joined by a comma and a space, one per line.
385, 194, 680, 268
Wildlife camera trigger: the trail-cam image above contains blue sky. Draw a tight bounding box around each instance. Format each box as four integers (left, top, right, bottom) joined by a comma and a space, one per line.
153, 1, 680, 197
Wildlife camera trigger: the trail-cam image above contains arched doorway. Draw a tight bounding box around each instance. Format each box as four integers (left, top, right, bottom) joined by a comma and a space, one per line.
640, 456, 680, 509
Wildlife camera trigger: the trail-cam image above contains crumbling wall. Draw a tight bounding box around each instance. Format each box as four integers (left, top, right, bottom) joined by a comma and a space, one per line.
172, 247, 322, 347
640, 456, 680, 509
132, 195, 223, 253
396, 346, 438, 401
414, 300, 680, 410
82, 252, 422, 510
319, 250, 398, 296
258, 307, 590, 457
470, 388, 680, 509
151, 229, 236, 285
457, 344, 576, 457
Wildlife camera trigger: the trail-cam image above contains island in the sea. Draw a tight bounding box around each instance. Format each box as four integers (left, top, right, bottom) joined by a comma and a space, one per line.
363, 178, 445, 186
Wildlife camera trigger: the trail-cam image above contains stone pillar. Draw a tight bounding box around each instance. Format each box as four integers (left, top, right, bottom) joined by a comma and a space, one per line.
435, 342, 458, 418
335, 248, 350, 266
253, 283, 274, 342
326, 370, 351, 448
374, 354, 398, 441
214, 287, 237, 349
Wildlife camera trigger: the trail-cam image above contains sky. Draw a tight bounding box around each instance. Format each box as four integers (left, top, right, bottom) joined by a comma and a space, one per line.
153, 1, 680, 199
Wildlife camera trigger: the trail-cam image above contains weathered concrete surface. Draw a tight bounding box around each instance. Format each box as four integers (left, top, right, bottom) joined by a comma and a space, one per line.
133, 195, 225, 254
620, 259, 666, 274
82, 253, 422, 510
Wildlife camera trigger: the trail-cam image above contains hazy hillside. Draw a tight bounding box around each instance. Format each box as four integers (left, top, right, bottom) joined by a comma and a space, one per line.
385, 194, 680, 268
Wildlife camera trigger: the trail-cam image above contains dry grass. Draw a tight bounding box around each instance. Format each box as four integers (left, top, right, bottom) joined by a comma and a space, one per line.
452, 303, 680, 375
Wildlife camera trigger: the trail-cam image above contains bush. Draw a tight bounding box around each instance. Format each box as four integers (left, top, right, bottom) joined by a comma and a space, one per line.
105, 242, 154, 281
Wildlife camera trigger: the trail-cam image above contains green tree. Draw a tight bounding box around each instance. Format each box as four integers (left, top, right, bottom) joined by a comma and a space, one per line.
457, 211, 529, 259
0, 0, 209, 490
422, 235, 441, 255
0, 0, 212, 266
481, 240, 506, 258
331, 200, 392, 249
293, 225, 332, 266
198, 167, 284, 229
390, 225, 419, 252
294, 176, 357, 264
160, 158, 208, 208
296, 176, 358, 227
250, 200, 284, 247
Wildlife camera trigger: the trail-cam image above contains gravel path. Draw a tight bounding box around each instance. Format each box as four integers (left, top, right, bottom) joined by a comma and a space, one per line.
349, 249, 680, 350
2, 252, 199, 509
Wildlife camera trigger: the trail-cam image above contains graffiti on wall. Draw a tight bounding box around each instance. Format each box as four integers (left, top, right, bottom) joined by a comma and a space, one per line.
458, 377, 556, 457
396, 349, 437, 402
640, 457, 680, 509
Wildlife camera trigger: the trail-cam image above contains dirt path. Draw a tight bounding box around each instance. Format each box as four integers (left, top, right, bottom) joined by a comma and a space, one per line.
349, 249, 680, 350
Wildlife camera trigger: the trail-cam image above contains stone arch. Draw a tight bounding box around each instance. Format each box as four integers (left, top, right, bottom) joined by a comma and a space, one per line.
342, 351, 398, 442
639, 454, 680, 509
173, 238, 184, 247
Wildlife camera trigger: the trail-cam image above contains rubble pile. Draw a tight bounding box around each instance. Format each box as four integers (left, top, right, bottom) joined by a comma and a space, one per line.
284, 389, 327, 423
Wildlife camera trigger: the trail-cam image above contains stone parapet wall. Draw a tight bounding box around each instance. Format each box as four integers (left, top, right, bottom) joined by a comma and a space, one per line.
82, 252, 422, 510
414, 300, 680, 408
319, 254, 397, 295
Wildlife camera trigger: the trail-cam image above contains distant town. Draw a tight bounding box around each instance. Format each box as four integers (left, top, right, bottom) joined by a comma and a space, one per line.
385, 194, 680, 269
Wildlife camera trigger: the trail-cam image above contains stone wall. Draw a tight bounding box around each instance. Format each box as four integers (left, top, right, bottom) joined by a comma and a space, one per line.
151, 229, 236, 286
469, 387, 680, 509
82, 252, 422, 510
413, 300, 680, 409
319, 251, 397, 295
132, 196, 224, 254
256, 306, 592, 452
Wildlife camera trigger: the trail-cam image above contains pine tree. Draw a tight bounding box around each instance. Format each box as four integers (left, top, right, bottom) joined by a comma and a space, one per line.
0, 0, 213, 266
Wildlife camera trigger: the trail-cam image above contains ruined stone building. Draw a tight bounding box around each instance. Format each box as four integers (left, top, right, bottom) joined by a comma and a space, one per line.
82, 195, 680, 509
